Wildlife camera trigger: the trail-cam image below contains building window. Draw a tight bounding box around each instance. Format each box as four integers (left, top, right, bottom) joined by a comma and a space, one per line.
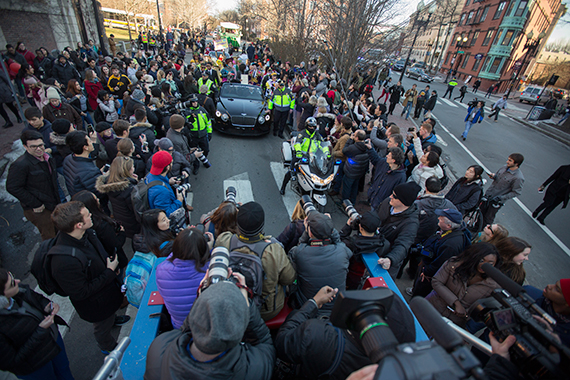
480, 6, 490, 22
475, 8, 482, 22
501, 30, 516, 46
515, 0, 528, 17
482, 57, 491, 71
493, 1, 508, 20
489, 57, 503, 74
492, 29, 503, 45
473, 57, 482, 71
482, 30, 494, 46
471, 30, 480, 46
467, 11, 475, 24
466, 0, 471, 6
506, 0, 516, 16
460, 13, 466, 25
462, 53, 471, 68
445, 53, 451, 64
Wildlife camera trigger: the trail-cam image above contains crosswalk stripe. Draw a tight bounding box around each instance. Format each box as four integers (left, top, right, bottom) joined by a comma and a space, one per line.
270, 162, 296, 220
457, 102, 468, 109
440, 98, 458, 108
223, 173, 255, 204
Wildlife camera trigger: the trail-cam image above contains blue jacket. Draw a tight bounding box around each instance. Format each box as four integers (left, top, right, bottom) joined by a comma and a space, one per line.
145, 173, 181, 216
62, 154, 102, 196
367, 149, 406, 210
464, 106, 484, 123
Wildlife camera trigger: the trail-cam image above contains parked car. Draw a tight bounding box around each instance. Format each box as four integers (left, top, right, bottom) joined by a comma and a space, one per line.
519, 85, 558, 104
406, 67, 433, 83
214, 83, 272, 136
410, 61, 427, 70
393, 60, 406, 71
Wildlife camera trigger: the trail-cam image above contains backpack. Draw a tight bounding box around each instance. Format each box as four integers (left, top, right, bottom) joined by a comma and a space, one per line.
229, 235, 277, 308
131, 179, 168, 222
31, 236, 88, 296
124, 250, 157, 307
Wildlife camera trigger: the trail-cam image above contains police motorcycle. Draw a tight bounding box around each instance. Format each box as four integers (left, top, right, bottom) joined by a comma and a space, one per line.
281, 118, 341, 212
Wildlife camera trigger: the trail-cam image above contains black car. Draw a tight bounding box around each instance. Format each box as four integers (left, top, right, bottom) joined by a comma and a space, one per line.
406, 68, 433, 83
214, 83, 272, 136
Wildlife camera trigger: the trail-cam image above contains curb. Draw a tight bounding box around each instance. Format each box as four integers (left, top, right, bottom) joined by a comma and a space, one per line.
511, 117, 570, 146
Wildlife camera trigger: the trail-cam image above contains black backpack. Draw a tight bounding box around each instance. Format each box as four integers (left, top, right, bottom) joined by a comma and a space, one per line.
131, 180, 168, 222
31, 235, 88, 296
229, 235, 277, 308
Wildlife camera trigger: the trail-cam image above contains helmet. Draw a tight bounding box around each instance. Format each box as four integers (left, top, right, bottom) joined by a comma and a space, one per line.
188, 94, 198, 102
305, 117, 317, 128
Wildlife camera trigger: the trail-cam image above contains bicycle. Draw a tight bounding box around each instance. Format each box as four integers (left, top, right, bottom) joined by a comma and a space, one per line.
463, 198, 486, 235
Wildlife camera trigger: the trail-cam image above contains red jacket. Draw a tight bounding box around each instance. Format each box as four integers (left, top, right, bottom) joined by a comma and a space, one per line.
85, 79, 104, 111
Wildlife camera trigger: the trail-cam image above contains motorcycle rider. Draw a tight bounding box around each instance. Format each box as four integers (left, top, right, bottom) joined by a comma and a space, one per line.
280, 117, 329, 195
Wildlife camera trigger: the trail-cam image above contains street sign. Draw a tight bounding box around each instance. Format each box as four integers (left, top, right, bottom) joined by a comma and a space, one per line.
475, 53, 483, 60
457, 51, 465, 54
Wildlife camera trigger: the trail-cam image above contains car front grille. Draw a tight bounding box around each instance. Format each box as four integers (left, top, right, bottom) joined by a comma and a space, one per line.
231, 116, 257, 125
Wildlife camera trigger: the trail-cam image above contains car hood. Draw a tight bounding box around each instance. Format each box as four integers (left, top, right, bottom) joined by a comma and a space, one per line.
219, 97, 264, 117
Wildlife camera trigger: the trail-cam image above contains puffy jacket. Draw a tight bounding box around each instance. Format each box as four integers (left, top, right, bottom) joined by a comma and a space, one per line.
95, 176, 140, 238
62, 154, 102, 196
289, 230, 352, 314
215, 232, 296, 321
409, 163, 444, 192
367, 149, 406, 210
144, 300, 275, 380
277, 219, 305, 253
6, 152, 59, 211
342, 139, 369, 179
445, 178, 484, 214
415, 194, 458, 243
155, 255, 208, 329
377, 199, 420, 275
0, 285, 64, 376
50, 230, 123, 323
145, 173, 182, 217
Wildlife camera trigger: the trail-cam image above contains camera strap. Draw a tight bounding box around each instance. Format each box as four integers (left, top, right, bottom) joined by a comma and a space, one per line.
309, 239, 331, 246
322, 325, 345, 376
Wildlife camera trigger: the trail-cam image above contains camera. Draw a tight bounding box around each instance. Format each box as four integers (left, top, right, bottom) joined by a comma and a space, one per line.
342, 199, 361, 227
197, 150, 211, 168
175, 100, 193, 110
225, 186, 237, 204
300, 195, 316, 215
204, 247, 231, 288
176, 182, 192, 193
408, 127, 416, 132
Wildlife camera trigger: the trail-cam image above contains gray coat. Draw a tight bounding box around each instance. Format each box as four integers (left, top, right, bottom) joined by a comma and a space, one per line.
485, 165, 524, 203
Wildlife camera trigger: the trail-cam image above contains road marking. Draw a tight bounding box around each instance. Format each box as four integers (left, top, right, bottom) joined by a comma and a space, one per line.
223, 173, 254, 204
457, 102, 468, 109
433, 117, 570, 257
270, 162, 296, 220
440, 98, 458, 108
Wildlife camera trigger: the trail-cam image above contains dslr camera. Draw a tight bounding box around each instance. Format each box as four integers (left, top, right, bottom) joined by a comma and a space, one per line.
300, 195, 316, 215
343, 199, 361, 229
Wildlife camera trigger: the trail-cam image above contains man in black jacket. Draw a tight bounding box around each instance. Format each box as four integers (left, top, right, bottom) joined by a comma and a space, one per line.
376, 182, 421, 276
51, 55, 81, 91
342, 130, 369, 203
7, 130, 59, 240
50, 201, 128, 353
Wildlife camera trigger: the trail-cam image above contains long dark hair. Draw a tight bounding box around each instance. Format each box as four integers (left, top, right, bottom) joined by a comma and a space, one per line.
141, 209, 174, 257
465, 164, 484, 183
170, 228, 209, 271
495, 237, 530, 285
71, 190, 115, 228
450, 243, 501, 283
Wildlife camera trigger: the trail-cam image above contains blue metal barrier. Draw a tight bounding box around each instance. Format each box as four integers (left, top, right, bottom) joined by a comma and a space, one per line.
362, 252, 429, 342
121, 257, 166, 380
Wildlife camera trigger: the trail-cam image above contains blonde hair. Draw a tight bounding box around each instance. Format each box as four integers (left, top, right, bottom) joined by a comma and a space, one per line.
156, 69, 165, 82
309, 95, 318, 106
291, 200, 307, 221
107, 156, 134, 183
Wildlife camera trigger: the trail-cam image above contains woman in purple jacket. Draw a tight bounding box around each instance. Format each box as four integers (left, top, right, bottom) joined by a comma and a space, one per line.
155, 227, 212, 329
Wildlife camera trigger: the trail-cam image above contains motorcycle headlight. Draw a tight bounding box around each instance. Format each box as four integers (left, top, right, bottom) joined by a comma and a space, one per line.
265, 114, 271, 121
221, 113, 229, 122
215, 110, 221, 117
258, 116, 265, 124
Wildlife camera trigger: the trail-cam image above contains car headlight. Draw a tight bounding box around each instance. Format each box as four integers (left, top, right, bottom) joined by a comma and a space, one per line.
265, 114, 271, 121
258, 116, 265, 124
215, 110, 221, 117
221, 113, 229, 122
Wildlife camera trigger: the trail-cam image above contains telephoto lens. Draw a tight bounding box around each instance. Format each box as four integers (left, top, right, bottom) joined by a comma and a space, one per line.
300, 195, 317, 215
343, 199, 361, 221
176, 183, 192, 193
225, 186, 237, 204
197, 151, 211, 168
204, 247, 230, 289
175, 101, 192, 110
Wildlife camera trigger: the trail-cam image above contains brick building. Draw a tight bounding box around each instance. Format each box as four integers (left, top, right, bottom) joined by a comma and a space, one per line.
440, 0, 564, 93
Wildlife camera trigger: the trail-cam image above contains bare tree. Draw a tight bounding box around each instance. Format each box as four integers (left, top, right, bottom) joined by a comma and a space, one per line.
427, 0, 462, 72
165, 0, 209, 29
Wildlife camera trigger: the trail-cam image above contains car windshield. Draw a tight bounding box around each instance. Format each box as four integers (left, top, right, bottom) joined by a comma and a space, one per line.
221, 85, 263, 101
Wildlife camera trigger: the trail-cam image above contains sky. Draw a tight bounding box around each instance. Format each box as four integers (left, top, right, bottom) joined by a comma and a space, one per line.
209, 0, 569, 43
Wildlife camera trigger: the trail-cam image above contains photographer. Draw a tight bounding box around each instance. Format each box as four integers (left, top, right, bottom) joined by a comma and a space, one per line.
365, 142, 406, 211
145, 275, 275, 380
274, 286, 416, 380
289, 212, 352, 314
340, 211, 389, 290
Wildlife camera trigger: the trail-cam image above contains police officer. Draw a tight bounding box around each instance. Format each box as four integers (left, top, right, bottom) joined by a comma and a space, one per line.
280, 117, 328, 195
184, 94, 212, 175
269, 79, 294, 138
443, 77, 458, 99
198, 71, 216, 100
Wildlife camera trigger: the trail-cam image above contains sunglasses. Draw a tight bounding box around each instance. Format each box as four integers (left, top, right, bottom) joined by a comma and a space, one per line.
485, 224, 495, 235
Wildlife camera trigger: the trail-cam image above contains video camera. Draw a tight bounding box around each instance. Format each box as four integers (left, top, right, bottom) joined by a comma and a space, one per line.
468, 97, 485, 108
469, 263, 570, 379
331, 289, 486, 380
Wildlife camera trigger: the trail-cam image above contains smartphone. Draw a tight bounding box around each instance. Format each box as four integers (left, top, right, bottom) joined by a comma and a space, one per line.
87, 124, 95, 134
49, 301, 54, 313
103, 164, 111, 173
408, 127, 415, 132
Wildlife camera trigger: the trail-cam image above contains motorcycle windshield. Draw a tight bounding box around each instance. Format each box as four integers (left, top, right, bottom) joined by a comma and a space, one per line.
309, 146, 331, 176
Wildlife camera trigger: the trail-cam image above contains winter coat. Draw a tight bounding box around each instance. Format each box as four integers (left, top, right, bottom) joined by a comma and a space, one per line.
402, 88, 418, 107
92, 217, 128, 269
423, 94, 437, 111
367, 149, 406, 210
42, 102, 82, 127
166, 128, 191, 156
377, 199, 420, 275
0, 70, 15, 103
277, 219, 305, 253
389, 85, 404, 103
289, 230, 352, 314
95, 176, 140, 238
464, 106, 484, 123
145, 173, 182, 217
147, 150, 194, 179
331, 130, 351, 162
419, 228, 470, 278
130, 122, 157, 154
426, 260, 499, 327
369, 126, 388, 157
84, 79, 103, 111
342, 139, 369, 179
65, 91, 90, 114
50, 230, 123, 323
414, 194, 458, 243
6, 152, 59, 211
215, 232, 296, 321
125, 98, 159, 127
445, 178, 484, 214
0, 285, 65, 376
96, 98, 120, 123
155, 255, 208, 329
144, 301, 275, 380
22, 120, 54, 150
62, 154, 102, 196
540, 164, 570, 208
51, 62, 80, 89
49, 132, 72, 168
409, 163, 444, 192
485, 165, 524, 203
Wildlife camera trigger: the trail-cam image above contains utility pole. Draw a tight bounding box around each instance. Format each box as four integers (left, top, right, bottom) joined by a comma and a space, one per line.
399, 5, 434, 82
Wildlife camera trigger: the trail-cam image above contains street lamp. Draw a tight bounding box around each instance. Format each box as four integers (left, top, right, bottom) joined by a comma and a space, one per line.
506, 30, 545, 99
399, 4, 435, 82
446, 35, 469, 82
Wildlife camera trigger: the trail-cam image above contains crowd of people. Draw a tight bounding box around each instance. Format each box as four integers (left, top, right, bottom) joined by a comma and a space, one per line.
1, 33, 570, 380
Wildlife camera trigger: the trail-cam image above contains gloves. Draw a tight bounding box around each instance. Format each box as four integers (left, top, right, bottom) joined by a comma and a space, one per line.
208, 133, 212, 141
490, 196, 501, 204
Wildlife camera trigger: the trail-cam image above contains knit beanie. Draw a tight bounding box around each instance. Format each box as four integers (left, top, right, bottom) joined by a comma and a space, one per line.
132, 88, 145, 101
237, 202, 264, 238
46, 87, 60, 101
154, 137, 173, 151
51, 119, 71, 135
392, 182, 421, 207
187, 281, 249, 355
95, 121, 112, 133
169, 114, 185, 130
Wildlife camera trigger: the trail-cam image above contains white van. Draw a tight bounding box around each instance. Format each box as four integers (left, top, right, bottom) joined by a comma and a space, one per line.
519, 85, 552, 104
